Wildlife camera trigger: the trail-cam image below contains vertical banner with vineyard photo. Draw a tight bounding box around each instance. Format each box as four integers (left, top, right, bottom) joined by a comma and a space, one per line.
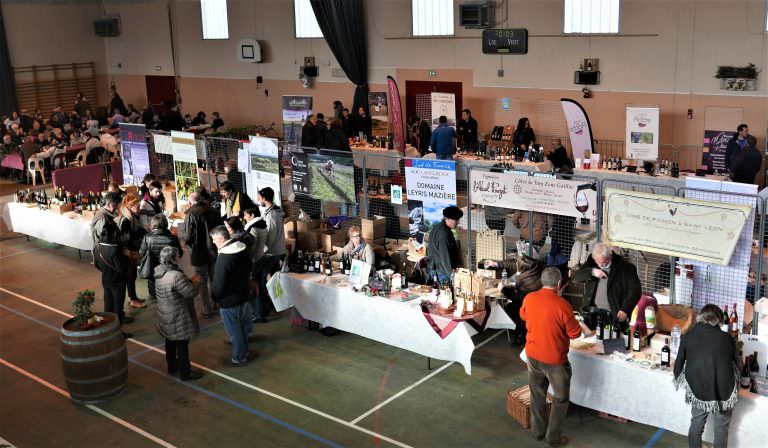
119, 123, 150, 186
245, 135, 281, 206
367, 91, 389, 136
171, 130, 200, 204
404, 158, 457, 243
282, 96, 313, 154
307, 154, 356, 204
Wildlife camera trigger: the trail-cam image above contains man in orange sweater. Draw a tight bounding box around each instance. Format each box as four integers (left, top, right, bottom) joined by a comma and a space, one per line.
520, 267, 591, 447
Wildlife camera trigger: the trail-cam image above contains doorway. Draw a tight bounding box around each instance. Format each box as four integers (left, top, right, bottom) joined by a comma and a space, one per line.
404, 81, 463, 123
145, 75, 176, 116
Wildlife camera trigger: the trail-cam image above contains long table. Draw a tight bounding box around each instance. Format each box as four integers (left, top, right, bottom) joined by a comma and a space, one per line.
7, 202, 93, 251
267, 272, 514, 374
567, 342, 767, 446
452, 155, 727, 189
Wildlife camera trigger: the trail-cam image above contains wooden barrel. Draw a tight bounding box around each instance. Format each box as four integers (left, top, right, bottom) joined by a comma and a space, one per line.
60, 312, 127, 404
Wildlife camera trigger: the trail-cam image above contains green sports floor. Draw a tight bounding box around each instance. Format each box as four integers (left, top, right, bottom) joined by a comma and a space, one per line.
0, 234, 689, 448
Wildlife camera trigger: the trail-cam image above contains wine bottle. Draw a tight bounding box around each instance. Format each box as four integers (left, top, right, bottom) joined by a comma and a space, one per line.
432, 275, 440, 298
741, 356, 752, 388
401, 262, 408, 289
721, 305, 729, 333
308, 253, 315, 272
325, 254, 332, 276
632, 327, 641, 352
750, 351, 760, 389
730, 304, 739, 337
661, 338, 671, 367
596, 314, 605, 341
314, 252, 321, 272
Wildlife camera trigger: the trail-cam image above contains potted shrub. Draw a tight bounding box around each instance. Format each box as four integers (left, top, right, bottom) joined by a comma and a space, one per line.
61, 290, 128, 404
715, 64, 759, 91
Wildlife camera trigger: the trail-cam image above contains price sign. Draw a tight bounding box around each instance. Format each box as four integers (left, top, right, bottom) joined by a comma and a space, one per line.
482, 29, 528, 55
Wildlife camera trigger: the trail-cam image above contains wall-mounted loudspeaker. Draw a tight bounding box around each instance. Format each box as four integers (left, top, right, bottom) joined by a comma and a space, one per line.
94, 17, 121, 37
301, 66, 318, 77
574, 71, 600, 85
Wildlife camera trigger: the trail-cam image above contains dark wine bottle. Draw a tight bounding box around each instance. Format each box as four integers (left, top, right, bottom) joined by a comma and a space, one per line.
661, 338, 671, 367
632, 327, 641, 352
741, 356, 752, 388
314, 252, 321, 272
324, 254, 332, 276
596, 314, 604, 341
401, 262, 408, 289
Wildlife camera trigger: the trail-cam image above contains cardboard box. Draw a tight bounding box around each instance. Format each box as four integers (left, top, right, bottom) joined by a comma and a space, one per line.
399, 217, 410, 234
296, 230, 319, 252
297, 219, 320, 233
362, 215, 386, 240
323, 202, 341, 217
49, 203, 73, 215
284, 220, 296, 236
318, 230, 346, 253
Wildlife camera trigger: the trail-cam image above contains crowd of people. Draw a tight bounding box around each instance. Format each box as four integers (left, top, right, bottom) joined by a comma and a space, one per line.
299, 101, 374, 152
90, 179, 286, 377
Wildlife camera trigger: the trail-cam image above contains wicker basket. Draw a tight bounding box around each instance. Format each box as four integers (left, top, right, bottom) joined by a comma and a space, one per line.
506, 385, 553, 429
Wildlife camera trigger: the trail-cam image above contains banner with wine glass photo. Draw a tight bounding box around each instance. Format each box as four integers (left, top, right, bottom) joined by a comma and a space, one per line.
469, 170, 598, 220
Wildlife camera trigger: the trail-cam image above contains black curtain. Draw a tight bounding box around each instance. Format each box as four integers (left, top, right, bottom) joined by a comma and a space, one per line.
309, 0, 368, 114
0, 3, 18, 116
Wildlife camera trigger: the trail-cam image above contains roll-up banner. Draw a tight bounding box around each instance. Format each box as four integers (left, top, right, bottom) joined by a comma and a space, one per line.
431, 92, 456, 130
387, 76, 405, 152
560, 98, 595, 160
625, 106, 660, 160
119, 123, 149, 186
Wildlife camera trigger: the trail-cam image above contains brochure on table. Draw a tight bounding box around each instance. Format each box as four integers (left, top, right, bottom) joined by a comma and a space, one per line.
243, 136, 281, 206
119, 123, 150, 187
404, 158, 457, 242
625, 106, 660, 161
171, 130, 200, 204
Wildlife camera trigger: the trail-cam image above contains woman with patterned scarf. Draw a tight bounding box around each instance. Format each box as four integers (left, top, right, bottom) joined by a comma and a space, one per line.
341, 226, 375, 266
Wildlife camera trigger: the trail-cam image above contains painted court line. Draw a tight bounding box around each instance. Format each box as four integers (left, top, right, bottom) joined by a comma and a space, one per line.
0, 303, 346, 448
0, 357, 177, 448
0, 246, 45, 259
0, 287, 413, 448
644, 428, 666, 448
350, 330, 505, 425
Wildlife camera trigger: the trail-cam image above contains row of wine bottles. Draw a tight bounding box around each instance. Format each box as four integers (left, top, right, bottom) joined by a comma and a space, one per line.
740, 351, 766, 393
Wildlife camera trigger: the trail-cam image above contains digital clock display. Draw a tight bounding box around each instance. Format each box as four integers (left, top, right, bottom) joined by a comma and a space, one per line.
482, 29, 528, 55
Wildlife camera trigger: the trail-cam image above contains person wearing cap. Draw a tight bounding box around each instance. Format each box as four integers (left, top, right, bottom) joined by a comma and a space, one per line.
427, 206, 463, 283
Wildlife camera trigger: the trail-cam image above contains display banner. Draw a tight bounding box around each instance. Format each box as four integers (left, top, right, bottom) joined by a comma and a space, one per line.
625, 106, 660, 160
560, 98, 595, 160
245, 136, 281, 205
291, 151, 310, 194
387, 76, 405, 151
470, 170, 597, 220
171, 130, 200, 203
405, 158, 457, 242
282, 96, 312, 153
119, 123, 149, 187
702, 130, 735, 174
431, 92, 456, 129
604, 188, 751, 265
368, 91, 389, 136
152, 133, 172, 155
308, 153, 356, 203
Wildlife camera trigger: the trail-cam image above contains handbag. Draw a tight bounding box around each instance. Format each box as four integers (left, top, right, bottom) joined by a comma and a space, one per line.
139, 254, 154, 280
656, 304, 695, 333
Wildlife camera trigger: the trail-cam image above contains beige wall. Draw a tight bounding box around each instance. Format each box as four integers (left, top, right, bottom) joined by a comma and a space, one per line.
5, 0, 767, 144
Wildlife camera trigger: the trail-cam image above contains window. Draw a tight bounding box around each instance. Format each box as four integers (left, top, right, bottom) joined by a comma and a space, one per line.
295, 0, 323, 38
201, 0, 229, 39
412, 0, 454, 37
564, 0, 620, 34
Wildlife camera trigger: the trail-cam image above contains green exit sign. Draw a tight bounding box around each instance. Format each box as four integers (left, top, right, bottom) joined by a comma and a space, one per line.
428, 70, 438, 77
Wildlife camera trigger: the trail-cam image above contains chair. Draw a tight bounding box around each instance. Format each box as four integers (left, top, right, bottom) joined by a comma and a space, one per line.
27, 158, 46, 186
51, 152, 67, 171
68, 149, 88, 167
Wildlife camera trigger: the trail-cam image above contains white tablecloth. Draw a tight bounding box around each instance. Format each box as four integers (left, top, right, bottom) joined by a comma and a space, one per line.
8, 202, 93, 251
268, 272, 489, 374
567, 343, 767, 446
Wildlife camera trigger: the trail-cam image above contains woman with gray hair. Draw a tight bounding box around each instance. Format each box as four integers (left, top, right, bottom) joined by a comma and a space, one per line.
673, 304, 738, 448
155, 246, 203, 381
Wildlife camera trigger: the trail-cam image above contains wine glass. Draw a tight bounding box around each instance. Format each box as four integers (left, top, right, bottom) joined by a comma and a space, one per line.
574, 190, 589, 220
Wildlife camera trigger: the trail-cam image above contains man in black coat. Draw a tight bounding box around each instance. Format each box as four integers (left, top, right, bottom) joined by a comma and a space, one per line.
725, 124, 749, 174
183, 189, 223, 318
457, 109, 478, 150
210, 225, 253, 367
301, 115, 318, 148
314, 113, 328, 148
731, 135, 761, 184
426, 206, 463, 283
574, 243, 641, 324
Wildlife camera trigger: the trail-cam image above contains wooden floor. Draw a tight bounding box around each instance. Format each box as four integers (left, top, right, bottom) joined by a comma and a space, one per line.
0, 189, 689, 447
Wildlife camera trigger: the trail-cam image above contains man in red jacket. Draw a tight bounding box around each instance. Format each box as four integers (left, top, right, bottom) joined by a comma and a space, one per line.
521, 267, 591, 447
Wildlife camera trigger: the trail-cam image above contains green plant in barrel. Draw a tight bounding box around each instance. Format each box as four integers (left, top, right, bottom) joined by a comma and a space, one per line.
72, 290, 103, 329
